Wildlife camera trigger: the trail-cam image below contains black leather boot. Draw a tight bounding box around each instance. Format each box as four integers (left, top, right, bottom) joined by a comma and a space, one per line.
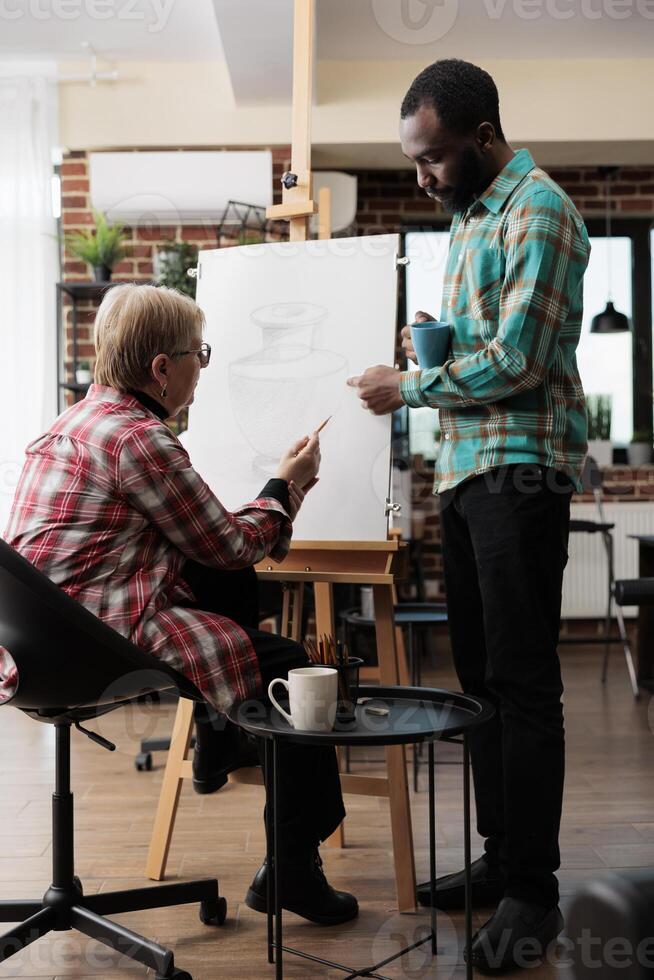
192, 704, 260, 795
467, 897, 564, 973
245, 848, 359, 926
417, 854, 506, 910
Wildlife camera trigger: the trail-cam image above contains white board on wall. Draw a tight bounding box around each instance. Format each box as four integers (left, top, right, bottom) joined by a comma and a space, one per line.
181, 234, 401, 542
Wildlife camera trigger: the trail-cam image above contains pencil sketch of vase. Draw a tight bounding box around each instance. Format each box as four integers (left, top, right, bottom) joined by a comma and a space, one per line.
229, 302, 348, 477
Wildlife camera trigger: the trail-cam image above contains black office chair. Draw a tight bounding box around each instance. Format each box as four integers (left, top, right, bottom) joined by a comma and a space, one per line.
560, 457, 639, 693
0, 539, 226, 980
608, 578, 654, 700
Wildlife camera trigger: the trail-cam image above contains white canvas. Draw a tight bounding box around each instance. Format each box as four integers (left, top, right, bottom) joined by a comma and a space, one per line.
181, 234, 401, 542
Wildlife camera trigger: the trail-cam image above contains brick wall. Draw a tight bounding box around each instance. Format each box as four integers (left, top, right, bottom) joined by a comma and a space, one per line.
60, 149, 654, 605
59, 146, 293, 389
354, 165, 654, 229
60, 150, 654, 384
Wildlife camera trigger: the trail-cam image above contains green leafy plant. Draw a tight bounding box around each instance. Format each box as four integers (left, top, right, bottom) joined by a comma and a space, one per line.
586, 394, 612, 441
156, 241, 199, 298
236, 230, 265, 245
631, 430, 652, 444
64, 210, 127, 271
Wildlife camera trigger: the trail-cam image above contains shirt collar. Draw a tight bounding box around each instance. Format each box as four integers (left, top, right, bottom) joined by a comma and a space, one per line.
129, 389, 169, 421
84, 383, 168, 421
471, 148, 536, 216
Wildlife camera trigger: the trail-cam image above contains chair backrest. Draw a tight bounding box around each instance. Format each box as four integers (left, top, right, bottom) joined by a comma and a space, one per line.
580, 456, 608, 524
580, 456, 602, 494
0, 539, 203, 713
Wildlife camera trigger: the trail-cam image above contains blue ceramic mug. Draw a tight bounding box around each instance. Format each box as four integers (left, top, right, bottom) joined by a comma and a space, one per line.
409, 320, 451, 369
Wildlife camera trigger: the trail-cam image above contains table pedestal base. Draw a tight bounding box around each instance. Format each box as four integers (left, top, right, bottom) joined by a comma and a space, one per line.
262, 737, 473, 980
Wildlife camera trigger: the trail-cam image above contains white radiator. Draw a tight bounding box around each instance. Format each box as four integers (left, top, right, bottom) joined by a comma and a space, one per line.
562, 502, 654, 619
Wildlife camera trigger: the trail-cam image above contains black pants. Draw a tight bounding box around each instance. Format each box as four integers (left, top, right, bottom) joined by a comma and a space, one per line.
439, 465, 572, 907
181, 561, 346, 857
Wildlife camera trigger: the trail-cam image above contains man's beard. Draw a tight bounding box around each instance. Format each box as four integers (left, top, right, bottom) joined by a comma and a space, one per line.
426, 146, 484, 214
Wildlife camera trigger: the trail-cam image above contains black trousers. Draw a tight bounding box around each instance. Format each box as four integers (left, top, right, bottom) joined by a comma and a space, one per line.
439, 465, 573, 907
181, 561, 346, 857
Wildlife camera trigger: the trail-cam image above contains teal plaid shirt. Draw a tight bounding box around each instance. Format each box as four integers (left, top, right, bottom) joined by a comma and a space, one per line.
400, 149, 590, 493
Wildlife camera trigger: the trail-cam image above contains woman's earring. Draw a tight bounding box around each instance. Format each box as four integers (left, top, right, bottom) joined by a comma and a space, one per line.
160, 385, 167, 398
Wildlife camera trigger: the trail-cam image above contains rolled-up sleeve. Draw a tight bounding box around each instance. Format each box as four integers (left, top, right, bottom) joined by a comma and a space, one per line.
400, 190, 587, 409
118, 424, 292, 568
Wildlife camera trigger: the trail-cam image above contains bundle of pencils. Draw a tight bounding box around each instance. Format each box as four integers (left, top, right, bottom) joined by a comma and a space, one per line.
304, 634, 350, 666
304, 634, 350, 703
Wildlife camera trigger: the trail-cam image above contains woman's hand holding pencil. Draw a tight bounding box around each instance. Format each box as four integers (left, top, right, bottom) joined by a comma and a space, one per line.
275, 417, 331, 518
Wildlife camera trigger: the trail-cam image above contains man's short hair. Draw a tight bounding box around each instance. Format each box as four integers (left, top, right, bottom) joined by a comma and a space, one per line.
94, 283, 205, 391
401, 59, 505, 142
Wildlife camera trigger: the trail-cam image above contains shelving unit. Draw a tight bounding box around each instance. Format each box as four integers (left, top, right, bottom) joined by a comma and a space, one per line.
56, 280, 153, 411
56, 281, 106, 411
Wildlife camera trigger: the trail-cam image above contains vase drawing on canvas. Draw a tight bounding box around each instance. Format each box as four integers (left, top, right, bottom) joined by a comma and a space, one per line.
229, 302, 349, 476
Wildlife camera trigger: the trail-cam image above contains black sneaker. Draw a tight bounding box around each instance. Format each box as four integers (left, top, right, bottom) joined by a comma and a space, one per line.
417, 855, 505, 910
245, 849, 359, 926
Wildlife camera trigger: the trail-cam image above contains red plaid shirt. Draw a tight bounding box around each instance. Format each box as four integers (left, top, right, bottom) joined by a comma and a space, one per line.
0, 385, 292, 711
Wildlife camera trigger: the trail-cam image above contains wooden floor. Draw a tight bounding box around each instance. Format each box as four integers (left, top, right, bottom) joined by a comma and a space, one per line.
1, 643, 653, 979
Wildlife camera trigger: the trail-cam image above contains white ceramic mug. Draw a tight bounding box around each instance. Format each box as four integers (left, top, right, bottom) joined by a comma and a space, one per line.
268, 667, 338, 732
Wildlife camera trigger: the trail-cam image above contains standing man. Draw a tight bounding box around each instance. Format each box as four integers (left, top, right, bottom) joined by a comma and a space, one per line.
348, 59, 589, 973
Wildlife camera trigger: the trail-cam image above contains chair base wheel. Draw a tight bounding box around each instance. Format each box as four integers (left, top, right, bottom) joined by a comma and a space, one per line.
156, 972, 192, 980
135, 752, 153, 771
199, 896, 227, 926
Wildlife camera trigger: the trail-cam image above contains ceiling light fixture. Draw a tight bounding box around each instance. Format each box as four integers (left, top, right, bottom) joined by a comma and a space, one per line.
590, 166, 630, 334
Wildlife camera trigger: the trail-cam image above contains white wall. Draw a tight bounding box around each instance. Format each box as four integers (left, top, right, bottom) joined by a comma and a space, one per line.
57, 57, 654, 164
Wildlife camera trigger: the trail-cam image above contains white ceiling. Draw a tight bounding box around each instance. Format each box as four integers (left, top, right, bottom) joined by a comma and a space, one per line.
1, 0, 650, 66
211, 0, 294, 104
0, 0, 223, 61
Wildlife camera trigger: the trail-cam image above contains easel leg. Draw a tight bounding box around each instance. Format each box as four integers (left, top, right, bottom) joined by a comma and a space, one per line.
392, 583, 411, 687
281, 584, 304, 641
314, 581, 346, 850
145, 697, 195, 880
373, 584, 417, 912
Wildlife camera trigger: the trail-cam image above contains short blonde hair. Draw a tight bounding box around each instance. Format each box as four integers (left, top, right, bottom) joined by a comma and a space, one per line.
93, 283, 205, 391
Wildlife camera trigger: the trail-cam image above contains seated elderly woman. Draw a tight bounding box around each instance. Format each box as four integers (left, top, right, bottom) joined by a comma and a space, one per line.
1, 283, 357, 926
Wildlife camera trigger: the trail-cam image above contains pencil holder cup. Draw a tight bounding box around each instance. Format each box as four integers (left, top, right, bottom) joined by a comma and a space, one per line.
334, 657, 363, 723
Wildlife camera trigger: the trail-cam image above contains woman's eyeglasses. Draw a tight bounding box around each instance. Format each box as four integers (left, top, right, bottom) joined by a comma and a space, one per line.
173, 342, 212, 368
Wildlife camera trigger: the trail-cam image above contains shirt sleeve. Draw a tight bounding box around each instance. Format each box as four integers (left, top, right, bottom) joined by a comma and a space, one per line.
118, 424, 292, 569
258, 478, 291, 513
400, 190, 589, 409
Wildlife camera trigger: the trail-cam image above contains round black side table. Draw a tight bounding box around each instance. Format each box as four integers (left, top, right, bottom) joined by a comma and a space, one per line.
228, 684, 493, 980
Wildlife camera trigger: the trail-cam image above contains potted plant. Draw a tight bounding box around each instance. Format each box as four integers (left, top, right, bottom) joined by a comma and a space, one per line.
586, 394, 613, 468
64, 210, 127, 282
155, 240, 199, 299
628, 430, 652, 466
75, 360, 93, 386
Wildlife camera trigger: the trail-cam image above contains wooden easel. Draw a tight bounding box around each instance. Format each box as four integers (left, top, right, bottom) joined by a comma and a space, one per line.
145, 0, 416, 911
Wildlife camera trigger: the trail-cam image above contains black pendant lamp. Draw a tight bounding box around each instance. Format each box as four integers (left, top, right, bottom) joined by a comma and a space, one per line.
591, 167, 630, 334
